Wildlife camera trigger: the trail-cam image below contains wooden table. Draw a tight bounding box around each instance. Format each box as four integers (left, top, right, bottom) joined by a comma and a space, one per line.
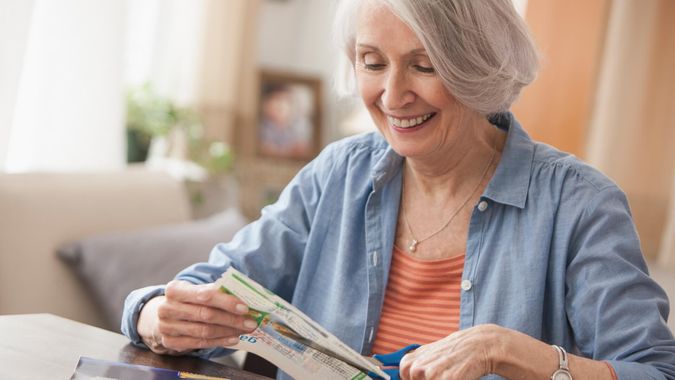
0, 313, 273, 380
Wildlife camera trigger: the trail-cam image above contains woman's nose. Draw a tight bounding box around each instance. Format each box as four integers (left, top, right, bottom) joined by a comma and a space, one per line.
380, 69, 415, 110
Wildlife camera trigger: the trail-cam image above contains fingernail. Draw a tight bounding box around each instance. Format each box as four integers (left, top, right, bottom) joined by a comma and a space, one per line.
235, 304, 249, 314
244, 319, 258, 329
225, 337, 240, 346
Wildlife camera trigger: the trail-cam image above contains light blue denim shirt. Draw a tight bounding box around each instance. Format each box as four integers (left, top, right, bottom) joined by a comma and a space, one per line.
123, 113, 675, 379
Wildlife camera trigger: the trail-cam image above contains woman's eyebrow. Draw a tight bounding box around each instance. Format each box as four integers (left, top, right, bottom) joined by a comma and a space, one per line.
356, 43, 381, 52
356, 44, 428, 57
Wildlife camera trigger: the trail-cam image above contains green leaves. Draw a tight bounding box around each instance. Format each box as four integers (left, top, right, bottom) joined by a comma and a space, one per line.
125, 83, 233, 175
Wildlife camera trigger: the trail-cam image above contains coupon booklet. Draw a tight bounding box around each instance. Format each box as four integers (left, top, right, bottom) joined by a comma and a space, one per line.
70, 356, 229, 380
216, 267, 389, 380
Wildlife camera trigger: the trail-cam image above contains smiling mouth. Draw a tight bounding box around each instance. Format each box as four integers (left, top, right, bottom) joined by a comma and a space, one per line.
387, 113, 436, 129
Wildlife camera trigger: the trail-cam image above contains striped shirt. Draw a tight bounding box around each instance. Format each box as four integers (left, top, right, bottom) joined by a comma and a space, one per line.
371, 246, 465, 354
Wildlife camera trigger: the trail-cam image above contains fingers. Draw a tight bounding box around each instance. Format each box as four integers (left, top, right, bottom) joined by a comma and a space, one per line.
161, 332, 242, 352
400, 352, 461, 380
149, 280, 260, 353
157, 318, 248, 340
399, 329, 490, 380
158, 299, 258, 331
158, 317, 244, 351
165, 280, 250, 315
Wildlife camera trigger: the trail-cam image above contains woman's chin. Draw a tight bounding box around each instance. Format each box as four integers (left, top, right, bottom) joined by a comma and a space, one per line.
388, 142, 428, 159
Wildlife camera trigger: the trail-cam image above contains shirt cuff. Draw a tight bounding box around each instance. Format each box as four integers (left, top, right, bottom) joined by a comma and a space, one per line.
120, 284, 166, 347
605, 359, 667, 379
604, 361, 618, 380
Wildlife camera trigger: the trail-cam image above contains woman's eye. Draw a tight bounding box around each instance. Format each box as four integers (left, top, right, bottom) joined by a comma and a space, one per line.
414, 65, 435, 74
359, 52, 386, 71
364, 63, 386, 71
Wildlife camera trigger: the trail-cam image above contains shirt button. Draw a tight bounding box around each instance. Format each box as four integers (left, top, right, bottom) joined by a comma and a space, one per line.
461, 280, 473, 291
477, 200, 488, 212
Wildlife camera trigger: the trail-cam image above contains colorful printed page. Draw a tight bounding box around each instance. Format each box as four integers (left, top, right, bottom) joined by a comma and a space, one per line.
216, 267, 388, 380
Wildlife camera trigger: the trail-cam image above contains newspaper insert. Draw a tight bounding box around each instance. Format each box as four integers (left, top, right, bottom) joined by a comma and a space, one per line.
215, 267, 389, 380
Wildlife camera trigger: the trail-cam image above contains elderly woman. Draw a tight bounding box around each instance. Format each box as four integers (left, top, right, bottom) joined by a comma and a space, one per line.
122, 0, 675, 379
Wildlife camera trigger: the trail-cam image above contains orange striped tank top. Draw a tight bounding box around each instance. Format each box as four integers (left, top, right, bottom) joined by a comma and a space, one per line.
371, 246, 465, 354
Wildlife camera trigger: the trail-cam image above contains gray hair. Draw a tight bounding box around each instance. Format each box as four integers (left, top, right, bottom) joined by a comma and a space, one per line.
333, 0, 539, 115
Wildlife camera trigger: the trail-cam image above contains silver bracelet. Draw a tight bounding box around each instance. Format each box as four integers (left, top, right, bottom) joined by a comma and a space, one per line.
550, 345, 573, 380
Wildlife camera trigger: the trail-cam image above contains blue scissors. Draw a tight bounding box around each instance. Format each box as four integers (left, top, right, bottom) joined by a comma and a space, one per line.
369, 344, 420, 380
275, 322, 419, 379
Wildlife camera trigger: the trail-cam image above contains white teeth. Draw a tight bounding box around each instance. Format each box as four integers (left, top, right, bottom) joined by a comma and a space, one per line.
387, 113, 433, 128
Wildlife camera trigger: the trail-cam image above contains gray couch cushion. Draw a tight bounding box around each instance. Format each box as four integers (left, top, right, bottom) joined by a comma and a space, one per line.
57, 208, 247, 330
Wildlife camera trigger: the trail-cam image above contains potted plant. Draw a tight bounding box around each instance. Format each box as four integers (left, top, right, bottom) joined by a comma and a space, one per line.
125, 84, 235, 216
125, 83, 233, 174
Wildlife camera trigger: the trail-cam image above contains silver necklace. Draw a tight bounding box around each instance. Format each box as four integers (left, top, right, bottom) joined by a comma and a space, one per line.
402, 145, 496, 253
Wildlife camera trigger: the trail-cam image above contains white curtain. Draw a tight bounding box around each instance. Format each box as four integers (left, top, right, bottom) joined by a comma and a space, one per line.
5, 0, 127, 172
0, 0, 36, 169
1, 0, 253, 173
125, 0, 207, 106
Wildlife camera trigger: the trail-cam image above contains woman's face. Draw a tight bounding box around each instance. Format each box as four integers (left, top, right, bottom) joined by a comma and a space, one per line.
354, 1, 471, 160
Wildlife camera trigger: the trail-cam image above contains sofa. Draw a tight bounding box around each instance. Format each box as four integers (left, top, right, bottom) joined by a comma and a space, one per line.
0, 168, 247, 331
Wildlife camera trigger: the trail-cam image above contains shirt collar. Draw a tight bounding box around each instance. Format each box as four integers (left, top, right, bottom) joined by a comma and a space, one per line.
482, 112, 534, 209
371, 142, 403, 191
369, 112, 534, 209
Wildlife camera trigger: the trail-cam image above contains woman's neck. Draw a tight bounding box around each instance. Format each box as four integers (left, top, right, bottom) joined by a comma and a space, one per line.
403, 117, 505, 201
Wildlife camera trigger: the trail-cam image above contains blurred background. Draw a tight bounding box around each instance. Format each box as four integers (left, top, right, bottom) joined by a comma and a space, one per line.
1, 0, 674, 333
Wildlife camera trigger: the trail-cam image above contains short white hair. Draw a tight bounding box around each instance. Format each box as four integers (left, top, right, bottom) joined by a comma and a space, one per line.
333, 0, 539, 116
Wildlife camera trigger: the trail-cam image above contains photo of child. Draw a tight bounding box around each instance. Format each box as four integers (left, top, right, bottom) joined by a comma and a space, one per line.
257, 72, 320, 160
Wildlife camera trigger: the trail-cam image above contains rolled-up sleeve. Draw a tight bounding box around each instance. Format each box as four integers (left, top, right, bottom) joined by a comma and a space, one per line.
566, 185, 675, 379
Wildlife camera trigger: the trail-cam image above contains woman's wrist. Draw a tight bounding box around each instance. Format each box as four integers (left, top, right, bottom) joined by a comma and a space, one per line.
137, 296, 168, 353
491, 328, 559, 379
491, 328, 614, 380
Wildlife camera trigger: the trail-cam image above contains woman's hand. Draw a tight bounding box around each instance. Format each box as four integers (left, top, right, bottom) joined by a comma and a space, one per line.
137, 280, 258, 355
398, 324, 614, 380
398, 324, 503, 380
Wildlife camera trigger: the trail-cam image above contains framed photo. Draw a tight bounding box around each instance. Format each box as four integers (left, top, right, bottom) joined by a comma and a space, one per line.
257, 70, 321, 161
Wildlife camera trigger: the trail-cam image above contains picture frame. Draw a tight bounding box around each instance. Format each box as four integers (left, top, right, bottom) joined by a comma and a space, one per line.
257, 70, 322, 161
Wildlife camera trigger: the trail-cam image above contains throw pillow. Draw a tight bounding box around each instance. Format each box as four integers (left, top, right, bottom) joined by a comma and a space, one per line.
57, 208, 247, 330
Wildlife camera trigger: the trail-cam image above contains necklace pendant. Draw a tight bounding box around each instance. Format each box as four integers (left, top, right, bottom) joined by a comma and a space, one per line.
408, 239, 418, 253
